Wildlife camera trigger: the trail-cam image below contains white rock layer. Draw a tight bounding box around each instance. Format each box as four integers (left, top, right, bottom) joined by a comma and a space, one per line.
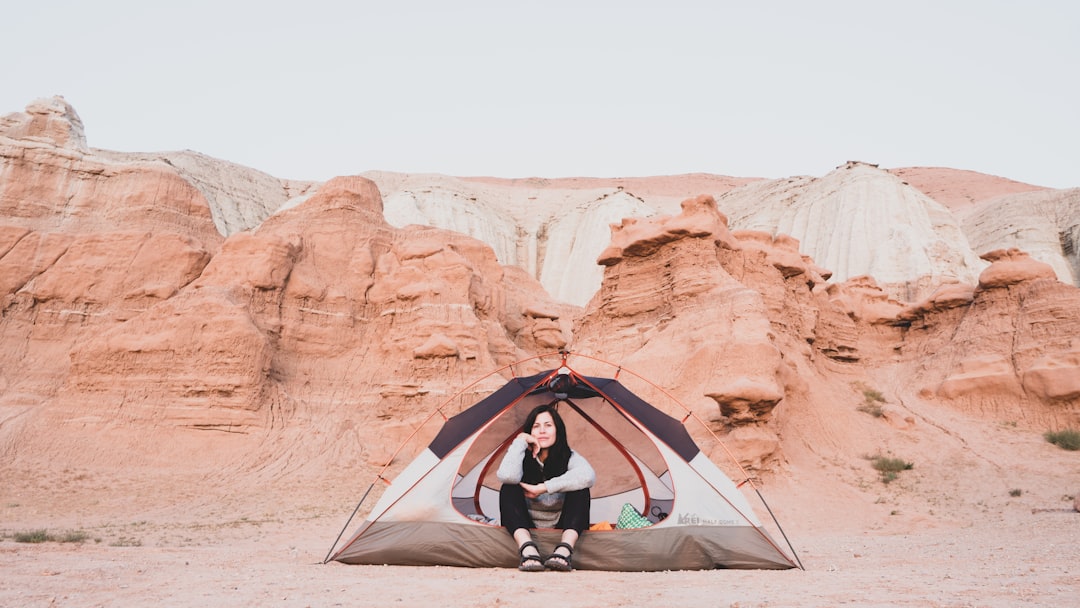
717, 162, 988, 301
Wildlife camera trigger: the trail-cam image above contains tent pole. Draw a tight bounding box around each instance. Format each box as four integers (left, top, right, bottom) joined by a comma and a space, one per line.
322, 481, 377, 564
753, 486, 805, 570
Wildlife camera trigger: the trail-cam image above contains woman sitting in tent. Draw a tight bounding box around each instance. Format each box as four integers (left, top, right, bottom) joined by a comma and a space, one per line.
497, 402, 596, 572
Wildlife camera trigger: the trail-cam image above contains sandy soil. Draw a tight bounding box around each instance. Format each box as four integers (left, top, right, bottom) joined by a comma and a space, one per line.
2, 462, 1077, 608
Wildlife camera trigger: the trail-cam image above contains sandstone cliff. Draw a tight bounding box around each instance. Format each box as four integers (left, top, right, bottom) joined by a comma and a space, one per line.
1, 98, 575, 474
715, 162, 989, 301
367, 171, 736, 306
956, 187, 1080, 286
369, 163, 1078, 308
2, 96, 1078, 509
570, 195, 1080, 477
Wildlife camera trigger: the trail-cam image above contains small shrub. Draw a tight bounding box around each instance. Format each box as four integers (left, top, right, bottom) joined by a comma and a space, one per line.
1044, 429, 1080, 451
1009, 489, 1022, 497
59, 530, 90, 543
854, 382, 886, 417
11, 529, 90, 544
871, 456, 914, 473
14, 529, 51, 543
862, 387, 886, 403
857, 403, 884, 417
869, 455, 913, 484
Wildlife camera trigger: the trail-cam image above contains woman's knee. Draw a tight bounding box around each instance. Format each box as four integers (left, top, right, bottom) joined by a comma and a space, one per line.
499, 483, 525, 498
563, 488, 591, 509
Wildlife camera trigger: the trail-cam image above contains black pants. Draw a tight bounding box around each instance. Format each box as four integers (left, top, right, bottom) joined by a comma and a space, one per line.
499, 484, 591, 534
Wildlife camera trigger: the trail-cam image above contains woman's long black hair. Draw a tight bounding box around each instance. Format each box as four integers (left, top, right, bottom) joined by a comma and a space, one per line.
520, 402, 572, 484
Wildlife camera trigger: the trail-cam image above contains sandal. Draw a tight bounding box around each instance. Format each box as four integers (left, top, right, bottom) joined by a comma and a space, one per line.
518, 541, 544, 572
544, 542, 574, 571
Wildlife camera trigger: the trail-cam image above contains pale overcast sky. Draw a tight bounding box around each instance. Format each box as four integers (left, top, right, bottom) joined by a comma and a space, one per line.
3, 1, 1077, 188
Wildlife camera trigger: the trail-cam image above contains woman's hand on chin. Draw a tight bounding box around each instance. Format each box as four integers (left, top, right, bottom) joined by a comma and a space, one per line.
518, 433, 540, 458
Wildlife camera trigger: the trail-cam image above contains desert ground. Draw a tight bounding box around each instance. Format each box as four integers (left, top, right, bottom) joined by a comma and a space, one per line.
2, 448, 1076, 608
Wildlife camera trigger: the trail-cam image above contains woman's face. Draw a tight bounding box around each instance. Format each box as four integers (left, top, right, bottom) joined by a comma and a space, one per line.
531, 411, 557, 449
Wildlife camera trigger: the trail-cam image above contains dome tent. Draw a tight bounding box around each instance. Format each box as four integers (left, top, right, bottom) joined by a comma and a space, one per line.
326, 354, 800, 571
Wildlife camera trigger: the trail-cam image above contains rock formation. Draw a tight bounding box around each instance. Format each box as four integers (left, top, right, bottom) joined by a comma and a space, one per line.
901, 248, 1080, 426
369, 163, 1078, 309
888, 166, 1048, 210
714, 161, 989, 302
368, 171, 733, 306
2, 95, 1079, 490
0, 96, 87, 151
1, 98, 575, 472
956, 187, 1080, 286
1, 98, 226, 433
571, 196, 1080, 472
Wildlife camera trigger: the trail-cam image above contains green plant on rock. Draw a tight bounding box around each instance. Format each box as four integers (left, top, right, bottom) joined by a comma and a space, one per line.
869, 455, 913, 484
854, 382, 886, 417
1044, 429, 1080, 451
